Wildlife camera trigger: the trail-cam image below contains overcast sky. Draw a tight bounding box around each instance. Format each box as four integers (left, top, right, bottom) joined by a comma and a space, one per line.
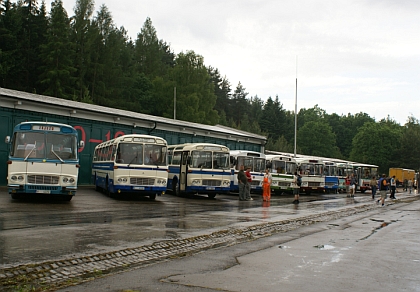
61, 0, 420, 125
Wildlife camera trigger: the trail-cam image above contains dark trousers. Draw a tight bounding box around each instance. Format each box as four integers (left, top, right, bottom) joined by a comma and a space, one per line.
390, 186, 396, 198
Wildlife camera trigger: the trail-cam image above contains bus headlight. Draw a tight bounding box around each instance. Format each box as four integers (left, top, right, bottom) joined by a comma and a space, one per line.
11, 175, 17, 181
63, 177, 68, 183
192, 179, 201, 185
222, 180, 230, 186
157, 179, 167, 185
271, 181, 278, 186
18, 175, 23, 181
69, 178, 75, 183
117, 177, 128, 183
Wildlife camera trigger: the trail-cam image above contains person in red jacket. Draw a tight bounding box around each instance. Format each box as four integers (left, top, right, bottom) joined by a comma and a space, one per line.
245, 167, 253, 201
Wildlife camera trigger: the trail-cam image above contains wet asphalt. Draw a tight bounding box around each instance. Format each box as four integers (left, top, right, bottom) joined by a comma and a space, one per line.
1, 187, 419, 291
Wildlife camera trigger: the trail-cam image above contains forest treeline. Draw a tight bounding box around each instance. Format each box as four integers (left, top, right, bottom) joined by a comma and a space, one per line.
1, 0, 419, 174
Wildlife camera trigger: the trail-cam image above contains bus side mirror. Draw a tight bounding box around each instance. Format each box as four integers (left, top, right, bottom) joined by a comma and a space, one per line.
79, 140, 85, 148
5, 136, 10, 144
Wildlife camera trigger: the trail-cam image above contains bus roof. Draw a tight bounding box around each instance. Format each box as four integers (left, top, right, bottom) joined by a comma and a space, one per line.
95, 134, 167, 149
168, 143, 229, 152
230, 150, 265, 158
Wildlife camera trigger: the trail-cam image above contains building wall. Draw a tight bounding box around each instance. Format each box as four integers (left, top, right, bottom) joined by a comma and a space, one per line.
1, 107, 263, 185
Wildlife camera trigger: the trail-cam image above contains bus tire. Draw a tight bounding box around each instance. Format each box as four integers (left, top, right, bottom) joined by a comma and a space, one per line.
62, 195, 73, 201
208, 194, 216, 199
149, 194, 156, 200
172, 179, 180, 196
10, 193, 20, 200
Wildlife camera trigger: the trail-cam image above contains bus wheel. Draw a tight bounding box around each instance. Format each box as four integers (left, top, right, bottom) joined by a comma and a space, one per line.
10, 193, 20, 200
62, 195, 73, 201
208, 194, 216, 199
172, 180, 179, 196
149, 194, 156, 200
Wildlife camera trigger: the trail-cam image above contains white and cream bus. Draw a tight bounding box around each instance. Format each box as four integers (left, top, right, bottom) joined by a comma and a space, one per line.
296, 157, 325, 194
265, 154, 297, 193
5, 121, 83, 201
229, 150, 266, 193
167, 143, 231, 198
92, 134, 168, 200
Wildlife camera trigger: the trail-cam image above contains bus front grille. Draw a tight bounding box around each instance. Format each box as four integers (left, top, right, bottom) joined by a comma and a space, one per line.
130, 177, 154, 185
250, 181, 260, 186
28, 185, 59, 191
308, 182, 320, 187
202, 180, 221, 186
278, 182, 290, 187
28, 175, 59, 184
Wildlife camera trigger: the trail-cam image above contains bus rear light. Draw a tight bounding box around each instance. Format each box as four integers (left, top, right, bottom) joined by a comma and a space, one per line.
7, 160, 12, 165
114, 166, 118, 169
76, 164, 80, 168
188, 170, 193, 173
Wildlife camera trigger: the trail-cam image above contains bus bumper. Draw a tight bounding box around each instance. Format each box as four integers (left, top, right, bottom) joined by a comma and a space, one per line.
8, 184, 77, 195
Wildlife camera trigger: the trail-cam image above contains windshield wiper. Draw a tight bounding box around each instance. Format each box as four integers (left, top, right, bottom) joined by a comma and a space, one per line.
24, 144, 36, 161
128, 152, 138, 167
51, 145, 64, 163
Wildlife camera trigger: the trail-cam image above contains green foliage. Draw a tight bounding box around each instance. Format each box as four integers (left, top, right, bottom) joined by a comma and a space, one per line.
1, 0, 420, 171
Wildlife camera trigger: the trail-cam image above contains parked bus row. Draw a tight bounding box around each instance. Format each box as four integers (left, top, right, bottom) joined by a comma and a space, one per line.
5, 121, 380, 201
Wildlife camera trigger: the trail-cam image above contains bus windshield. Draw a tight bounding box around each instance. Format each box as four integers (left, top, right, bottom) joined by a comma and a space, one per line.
11, 131, 77, 160
254, 158, 266, 172
191, 151, 229, 169
117, 143, 167, 166
300, 163, 324, 175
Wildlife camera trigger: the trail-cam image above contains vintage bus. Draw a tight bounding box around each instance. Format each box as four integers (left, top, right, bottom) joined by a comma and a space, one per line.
351, 162, 378, 193
92, 134, 168, 200
5, 121, 83, 200
336, 162, 353, 193
265, 154, 297, 193
167, 143, 231, 198
229, 150, 266, 193
295, 157, 325, 194
323, 160, 339, 193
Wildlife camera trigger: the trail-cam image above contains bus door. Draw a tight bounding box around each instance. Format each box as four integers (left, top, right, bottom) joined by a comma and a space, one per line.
179, 151, 189, 192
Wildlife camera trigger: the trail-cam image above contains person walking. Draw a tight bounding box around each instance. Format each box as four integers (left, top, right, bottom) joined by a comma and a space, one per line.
262, 169, 272, 201
245, 166, 253, 201
350, 174, 357, 197
237, 165, 248, 201
408, 178, 413, 194
292, 172, 301, 204
370, 176, 378, 200
390, 175, 396, 199
345, 175, 351, 197
377, 174, 389, 207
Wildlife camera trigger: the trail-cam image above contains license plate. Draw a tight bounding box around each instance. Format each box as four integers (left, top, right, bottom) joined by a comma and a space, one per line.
206, 187, 215, 190
133, 187, 145, 190
312, 187, 317, 190
36, 190, 50, 194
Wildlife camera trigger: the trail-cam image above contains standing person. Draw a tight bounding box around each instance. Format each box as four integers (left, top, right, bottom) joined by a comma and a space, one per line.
390, 175, 396, 199
377, 174, 389, 206
292, 172, 301, 204
345, 175, 351, 197
245, 166, 253, 201
408, 178, 413, 194
350, 174, 357, 197
262, 169, 272, 201
370, 176, 378, 200
237, 165, 248, 201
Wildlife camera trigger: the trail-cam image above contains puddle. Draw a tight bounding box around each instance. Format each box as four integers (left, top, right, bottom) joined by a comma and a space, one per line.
313, 244, 335, 250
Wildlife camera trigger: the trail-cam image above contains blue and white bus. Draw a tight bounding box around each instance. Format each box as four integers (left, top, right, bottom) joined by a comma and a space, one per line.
323, 160, 339, 193
167, 143, 231, 198
5, 121, 83, 200
229, 150, 266, 193
92, 134, 168, 200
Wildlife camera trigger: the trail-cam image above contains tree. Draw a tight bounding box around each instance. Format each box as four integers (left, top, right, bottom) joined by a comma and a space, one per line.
297, 120, 341, 158
71, 0, 95, 101
39, 0, 76, 98
350, 120, 402, 174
